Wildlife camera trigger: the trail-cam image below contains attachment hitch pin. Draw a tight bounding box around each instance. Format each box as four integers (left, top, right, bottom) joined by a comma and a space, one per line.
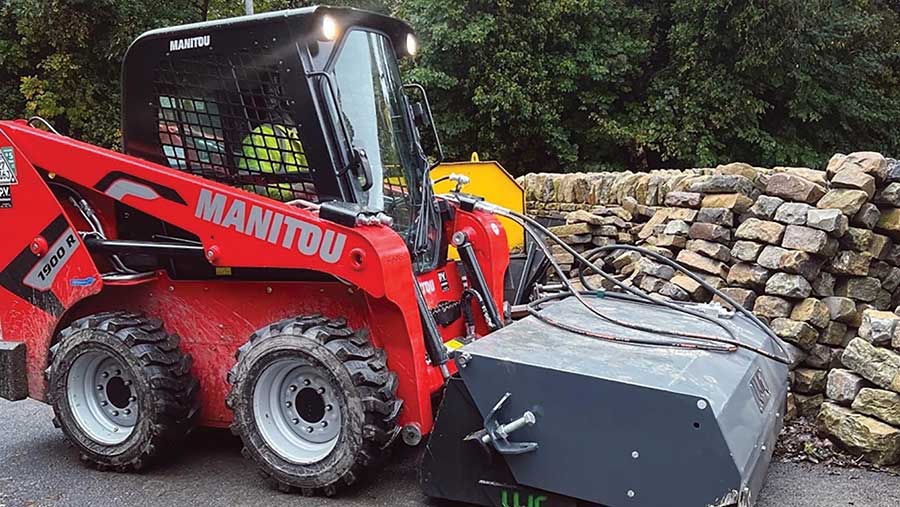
480, 410, 536, 445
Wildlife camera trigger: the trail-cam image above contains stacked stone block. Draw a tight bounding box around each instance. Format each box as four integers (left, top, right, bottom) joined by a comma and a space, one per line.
525, 152, 900, 466
548, 204, 644, 278
819, 330, 900, 465
742, 172, 837, 411
671, 173, 756, 304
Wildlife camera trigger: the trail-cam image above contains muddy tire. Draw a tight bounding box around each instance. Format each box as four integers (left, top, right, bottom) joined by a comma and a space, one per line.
46, 311, 200, 471
226, 315, 402, 496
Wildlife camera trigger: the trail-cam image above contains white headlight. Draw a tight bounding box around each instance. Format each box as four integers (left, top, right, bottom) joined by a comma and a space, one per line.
406, 33, 418, 56
322, 15, 339, 41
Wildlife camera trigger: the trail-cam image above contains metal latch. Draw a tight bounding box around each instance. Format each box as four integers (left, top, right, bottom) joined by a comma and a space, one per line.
467, 392, 538, 455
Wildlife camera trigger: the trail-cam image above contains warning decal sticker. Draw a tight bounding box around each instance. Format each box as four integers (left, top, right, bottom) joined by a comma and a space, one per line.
0, 146, 16, 186
0, 185, 10, 208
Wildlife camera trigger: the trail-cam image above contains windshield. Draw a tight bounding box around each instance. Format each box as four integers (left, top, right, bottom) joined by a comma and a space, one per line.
332, 30, 423, 235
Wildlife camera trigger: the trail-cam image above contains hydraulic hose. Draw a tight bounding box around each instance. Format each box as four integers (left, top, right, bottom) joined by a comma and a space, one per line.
519, 221, 743, 349
589, 244, 792, 360
446, 195, 793, 365
510, 213, 740, 342
521, 218, 792, 363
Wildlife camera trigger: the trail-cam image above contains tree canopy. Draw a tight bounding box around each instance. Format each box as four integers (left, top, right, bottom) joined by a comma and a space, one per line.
0, 1, 200, 147
1, 0, 898, 175
401, 0, 900, 174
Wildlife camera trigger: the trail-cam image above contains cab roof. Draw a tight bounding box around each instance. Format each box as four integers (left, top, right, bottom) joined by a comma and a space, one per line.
133, 5, 414, 48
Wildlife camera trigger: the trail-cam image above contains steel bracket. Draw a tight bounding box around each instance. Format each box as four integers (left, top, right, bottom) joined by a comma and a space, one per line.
468, 392, 538, 455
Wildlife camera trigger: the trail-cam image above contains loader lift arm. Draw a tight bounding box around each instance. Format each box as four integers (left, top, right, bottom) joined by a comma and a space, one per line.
0, 119, 450, 433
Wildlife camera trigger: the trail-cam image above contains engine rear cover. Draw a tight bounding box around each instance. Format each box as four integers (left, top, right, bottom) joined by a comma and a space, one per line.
456, 295, 789, 507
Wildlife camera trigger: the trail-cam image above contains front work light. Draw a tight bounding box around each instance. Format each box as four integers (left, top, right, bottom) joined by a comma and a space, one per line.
406, 33, 418, 56
322, 15, 339, 40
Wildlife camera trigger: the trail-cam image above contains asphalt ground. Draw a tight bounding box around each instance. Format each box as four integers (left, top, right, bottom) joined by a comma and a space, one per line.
2, 398, 900, 507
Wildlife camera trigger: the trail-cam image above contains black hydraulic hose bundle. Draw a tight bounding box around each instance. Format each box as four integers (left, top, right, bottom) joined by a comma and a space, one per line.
519, 221, 744, 351
456, 197, 793, 365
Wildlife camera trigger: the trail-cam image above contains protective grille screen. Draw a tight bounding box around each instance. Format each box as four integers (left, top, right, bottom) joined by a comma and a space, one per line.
153, 45, 318, 202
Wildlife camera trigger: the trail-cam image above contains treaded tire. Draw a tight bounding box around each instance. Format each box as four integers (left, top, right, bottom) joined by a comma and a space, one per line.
46, 311, 200, 471
226, 315, 402, 496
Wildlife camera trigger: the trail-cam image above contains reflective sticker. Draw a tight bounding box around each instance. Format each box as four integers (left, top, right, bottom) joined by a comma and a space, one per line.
24, 228, 80, 290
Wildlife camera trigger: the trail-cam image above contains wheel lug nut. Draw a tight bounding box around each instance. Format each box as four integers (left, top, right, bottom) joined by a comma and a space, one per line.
303, 379, 311, 386
115, 370, 121, 376
124, 409, 131, 415
289, 385, 297, 392
96, 385, 103, 391
112, 410, 119, 416
285, 401, 292, 408
321, 422, 328, 428
102, 372, 109, 378
292, 418, 299, 425
101, 401, 108, 407
124, 380, 132, 387
317, 387, 325, 394
326, 405, 333, 412
129, 396, 136, 402
306, 427, 314, 433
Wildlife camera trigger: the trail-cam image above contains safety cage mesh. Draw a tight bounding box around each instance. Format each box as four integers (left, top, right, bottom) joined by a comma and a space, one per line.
153, 43, 318, 202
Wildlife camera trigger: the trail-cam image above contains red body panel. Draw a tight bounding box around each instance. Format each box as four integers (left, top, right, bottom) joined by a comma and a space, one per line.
0, 121, 509, 434
0, 131, 103, 397
72, 276, 373, 427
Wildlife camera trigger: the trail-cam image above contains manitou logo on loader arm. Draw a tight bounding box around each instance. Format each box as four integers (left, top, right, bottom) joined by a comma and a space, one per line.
195, 189, 346, 263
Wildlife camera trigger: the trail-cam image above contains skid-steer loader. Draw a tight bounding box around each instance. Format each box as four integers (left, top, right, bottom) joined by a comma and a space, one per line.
0, 6, 790, 506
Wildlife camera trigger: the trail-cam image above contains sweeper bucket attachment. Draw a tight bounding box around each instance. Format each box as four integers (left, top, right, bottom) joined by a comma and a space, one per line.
422, 295, 789, 507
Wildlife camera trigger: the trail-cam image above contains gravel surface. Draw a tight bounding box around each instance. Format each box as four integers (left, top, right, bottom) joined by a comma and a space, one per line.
3, 398, 900, 507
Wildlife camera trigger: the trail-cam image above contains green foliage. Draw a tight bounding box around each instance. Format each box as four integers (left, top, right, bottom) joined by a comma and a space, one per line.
204, 0, 389, 20
400, 0, 900, 173
621, 0, 900, 170
0, 0, 898, 173
0, 0, 199, 148
397, 0, 654, 174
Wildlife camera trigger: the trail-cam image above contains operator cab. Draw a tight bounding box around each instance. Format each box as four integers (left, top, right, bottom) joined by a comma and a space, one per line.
122, 6, 443, 271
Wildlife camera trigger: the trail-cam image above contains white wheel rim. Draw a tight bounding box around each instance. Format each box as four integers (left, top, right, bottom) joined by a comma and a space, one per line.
67, 350, 138, 445
253, 358, 342, 464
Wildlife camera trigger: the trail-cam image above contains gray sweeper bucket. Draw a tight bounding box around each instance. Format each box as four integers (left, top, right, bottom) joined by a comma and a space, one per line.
421, 294, 789, 507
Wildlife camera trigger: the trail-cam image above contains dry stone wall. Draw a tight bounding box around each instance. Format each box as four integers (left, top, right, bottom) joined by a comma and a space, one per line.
520, 152, 900, 465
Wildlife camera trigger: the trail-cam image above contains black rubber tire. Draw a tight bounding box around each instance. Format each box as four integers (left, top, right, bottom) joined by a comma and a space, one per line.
226, 315, 402, 496
46, 311, 200, 471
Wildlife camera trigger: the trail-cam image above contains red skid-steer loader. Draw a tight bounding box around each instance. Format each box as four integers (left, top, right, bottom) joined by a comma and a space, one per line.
0, 6, 792, 507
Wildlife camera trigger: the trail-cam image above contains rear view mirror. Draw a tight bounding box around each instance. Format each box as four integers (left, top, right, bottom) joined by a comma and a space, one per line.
403, 83, 444, 163
351, 147, 374, 191
411, 102, 431, 128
